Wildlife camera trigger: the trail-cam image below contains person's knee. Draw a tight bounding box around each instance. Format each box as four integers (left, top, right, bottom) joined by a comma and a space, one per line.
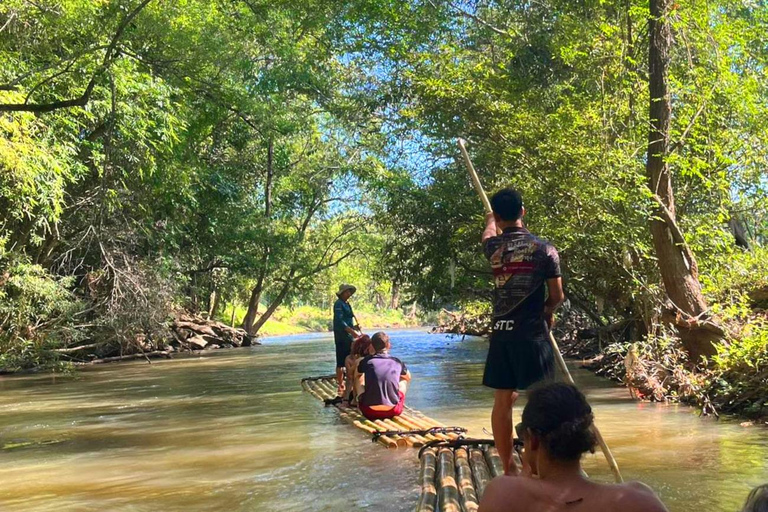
494, 390, 519, 409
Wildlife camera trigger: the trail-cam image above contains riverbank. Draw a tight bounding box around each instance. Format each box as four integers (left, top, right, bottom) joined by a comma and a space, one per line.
217, 303, 435, 337
434, 296, 767, 422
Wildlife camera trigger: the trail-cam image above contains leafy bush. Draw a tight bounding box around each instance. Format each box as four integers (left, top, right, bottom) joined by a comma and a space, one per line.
0, 251, 82, 372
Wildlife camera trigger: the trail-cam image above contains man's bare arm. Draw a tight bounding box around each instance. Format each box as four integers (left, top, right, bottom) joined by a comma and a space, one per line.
482, 212, 498, 242
544, 277, 565, 327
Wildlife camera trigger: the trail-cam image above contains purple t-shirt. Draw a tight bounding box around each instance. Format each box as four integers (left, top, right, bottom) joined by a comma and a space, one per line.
357, 353, 408, 407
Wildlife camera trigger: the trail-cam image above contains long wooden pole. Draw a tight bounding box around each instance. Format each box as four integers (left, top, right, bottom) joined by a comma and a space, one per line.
456, 138, 624, 484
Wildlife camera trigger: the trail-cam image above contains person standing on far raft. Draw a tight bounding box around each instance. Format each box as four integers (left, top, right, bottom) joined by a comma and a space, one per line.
481, 187, 565, 476
333, 284, 361, 397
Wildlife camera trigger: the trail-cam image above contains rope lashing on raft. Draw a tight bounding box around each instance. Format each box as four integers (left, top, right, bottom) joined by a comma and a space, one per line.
371, 426, 467, 443
417, 437, 524, 459
301, 375, 336, 383
323, 396, 344, 406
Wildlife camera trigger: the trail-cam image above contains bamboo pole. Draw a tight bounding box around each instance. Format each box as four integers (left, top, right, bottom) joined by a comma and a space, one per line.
483, 445, 504, 478
437, 447, 461, 512
455, 448, 480, 512
381, 418, 420, 447
468, 448, 493, 500
414, 448, 438, 512
384, 418, 428, 447
457, 138, 624, 483
458, 138, 492, 213
549, 332, 623, 483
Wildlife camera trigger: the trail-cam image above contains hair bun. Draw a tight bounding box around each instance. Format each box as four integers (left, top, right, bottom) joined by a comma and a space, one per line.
543, 414, 596, 461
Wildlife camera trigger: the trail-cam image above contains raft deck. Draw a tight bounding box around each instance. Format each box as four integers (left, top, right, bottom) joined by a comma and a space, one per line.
414, 441, 519, 512
301, 376, 466, 449
302, 376, 516, 511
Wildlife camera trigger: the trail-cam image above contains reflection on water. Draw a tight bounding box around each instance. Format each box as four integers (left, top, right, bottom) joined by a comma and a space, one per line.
0, 330, 765, 511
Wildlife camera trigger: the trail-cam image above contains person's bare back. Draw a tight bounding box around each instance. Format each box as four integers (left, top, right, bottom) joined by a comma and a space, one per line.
477, 383, 668, 512
479, 475, 668, 512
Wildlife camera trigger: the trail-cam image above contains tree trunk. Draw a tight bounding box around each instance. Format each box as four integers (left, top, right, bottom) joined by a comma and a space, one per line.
250, 270, 296, 335
207, 286, 220, 319
242, 139, 274, 335
390, 278, 401, 310
646, 0, 721, 359
728, 215, 750, 249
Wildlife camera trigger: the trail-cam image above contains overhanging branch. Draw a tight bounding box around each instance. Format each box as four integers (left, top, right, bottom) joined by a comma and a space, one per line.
0, 0, 154, 113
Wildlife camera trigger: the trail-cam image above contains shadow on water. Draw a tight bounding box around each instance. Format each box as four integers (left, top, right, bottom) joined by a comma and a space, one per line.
0, 329, 765, 511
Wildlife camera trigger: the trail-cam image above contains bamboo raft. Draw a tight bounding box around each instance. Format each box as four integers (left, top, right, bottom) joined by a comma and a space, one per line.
302, 375, 519, 511
301, 376, 466, 449
415, 441, 521, 512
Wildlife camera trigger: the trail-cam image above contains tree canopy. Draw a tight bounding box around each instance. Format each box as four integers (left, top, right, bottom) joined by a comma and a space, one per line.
1, 1, 766, 382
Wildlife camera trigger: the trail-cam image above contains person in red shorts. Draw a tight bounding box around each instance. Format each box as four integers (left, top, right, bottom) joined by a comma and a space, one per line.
356, 332, 411, 420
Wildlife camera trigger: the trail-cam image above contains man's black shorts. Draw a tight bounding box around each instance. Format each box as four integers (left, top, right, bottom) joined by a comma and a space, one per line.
482, 323, 555, 390
334, 331, 353, 368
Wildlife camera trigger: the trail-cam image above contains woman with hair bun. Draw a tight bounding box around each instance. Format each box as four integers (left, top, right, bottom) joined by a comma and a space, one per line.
479, 382, 668, 512
742, 484, 768, 512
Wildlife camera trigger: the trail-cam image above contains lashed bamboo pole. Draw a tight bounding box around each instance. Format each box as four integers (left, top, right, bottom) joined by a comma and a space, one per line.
455, 448, 480, 512
457, 138, 624, 484
381, 418, 421, 447
437, 448, 461, 512
414, 448, 438, 512
483, 445, 504, 478
468, 448, 493, 500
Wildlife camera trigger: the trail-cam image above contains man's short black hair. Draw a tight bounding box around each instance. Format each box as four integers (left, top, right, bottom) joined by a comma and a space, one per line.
371, 332, 390, 353
490, 188, 523, 221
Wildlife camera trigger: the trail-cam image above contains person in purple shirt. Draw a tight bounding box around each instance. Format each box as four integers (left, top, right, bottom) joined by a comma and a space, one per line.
356, 332, 412, 420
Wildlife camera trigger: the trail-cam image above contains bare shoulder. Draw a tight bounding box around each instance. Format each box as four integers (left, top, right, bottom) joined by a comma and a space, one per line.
613, 481, 669, 512
478, 476, 533, 512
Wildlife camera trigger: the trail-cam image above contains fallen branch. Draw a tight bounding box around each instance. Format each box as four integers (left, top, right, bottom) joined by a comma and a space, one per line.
74, 350, 172, 366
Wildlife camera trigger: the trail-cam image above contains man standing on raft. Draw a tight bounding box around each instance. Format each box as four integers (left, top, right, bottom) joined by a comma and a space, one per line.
333, 284, 361, 396
482, 187, 565, 475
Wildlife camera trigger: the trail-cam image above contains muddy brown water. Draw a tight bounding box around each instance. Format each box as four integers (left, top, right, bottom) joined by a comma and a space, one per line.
0, 330, 765, 511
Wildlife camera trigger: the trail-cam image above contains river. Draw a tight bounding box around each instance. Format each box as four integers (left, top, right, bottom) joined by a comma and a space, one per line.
0, 329, 765, 511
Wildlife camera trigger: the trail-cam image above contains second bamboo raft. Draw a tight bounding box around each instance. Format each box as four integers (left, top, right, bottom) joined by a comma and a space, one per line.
415, 442, 520, 512
301, 376, 466, 449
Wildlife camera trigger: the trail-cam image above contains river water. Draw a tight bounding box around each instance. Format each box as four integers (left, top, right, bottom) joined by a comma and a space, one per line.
0, 330, 765, 511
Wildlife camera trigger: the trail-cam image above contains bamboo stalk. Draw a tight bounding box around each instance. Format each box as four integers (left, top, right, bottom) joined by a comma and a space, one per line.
380, 418, 416, 447
371, 419, 408, 447
437, 448, 461, 512
398, 415, 453, 441
414, 448, 438, 512
455, 448, 480, 512
457, 138, 493, 213
381, 418, 423, 447
457, 138, 624, 484
483, 446, 504, 478
387, 417, 431, 445
549, 331, 623, 483
468, 448, 493, 500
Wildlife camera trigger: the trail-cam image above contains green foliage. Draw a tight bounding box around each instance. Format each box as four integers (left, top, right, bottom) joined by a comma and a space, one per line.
0, 0, 766, 411
0, 249, 81, 371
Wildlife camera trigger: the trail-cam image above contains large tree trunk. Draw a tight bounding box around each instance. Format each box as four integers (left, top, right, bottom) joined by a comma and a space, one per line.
242, 140, 274, 335
646, 0, 721, 359
250, 270, 296, 335
207, 286, 220, 319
